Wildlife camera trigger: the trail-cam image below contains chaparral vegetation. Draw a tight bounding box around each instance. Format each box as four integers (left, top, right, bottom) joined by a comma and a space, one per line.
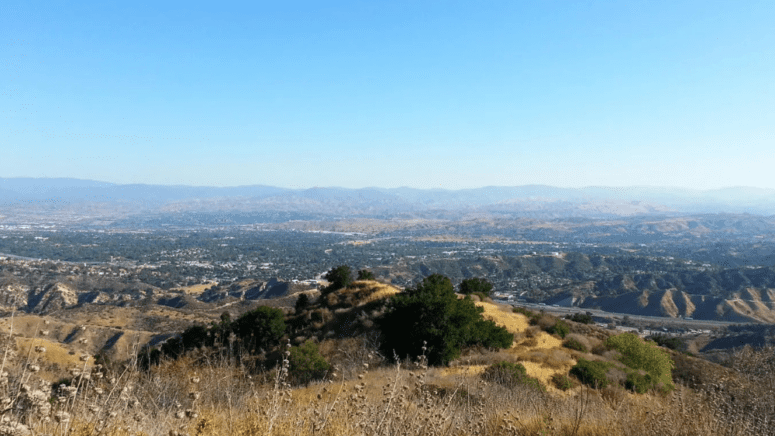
1, 270, 773, 436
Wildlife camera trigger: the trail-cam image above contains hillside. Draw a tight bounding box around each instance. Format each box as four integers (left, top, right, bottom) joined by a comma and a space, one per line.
371, 254, 775, 322
1, 280, 773, 435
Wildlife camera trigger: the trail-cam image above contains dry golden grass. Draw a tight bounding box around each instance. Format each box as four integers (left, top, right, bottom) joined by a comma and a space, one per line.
338, 280, 400, 306
476, 300, 529, 337
2, 287, 773, 435
15, 336, 92, 371
1, 339, 773, 436
439, 364, 487, 377
0, 315, 51, 335
1, 313, 156, 366
475, 301, 562, 349
172, 282, 216, 295
465, 300, 580, 396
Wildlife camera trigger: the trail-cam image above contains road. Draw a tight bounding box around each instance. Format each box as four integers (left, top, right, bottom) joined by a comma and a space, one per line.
496, 299, 751, 329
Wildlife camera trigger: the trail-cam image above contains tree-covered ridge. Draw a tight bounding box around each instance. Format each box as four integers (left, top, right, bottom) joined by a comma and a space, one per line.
140, 305, 286, 367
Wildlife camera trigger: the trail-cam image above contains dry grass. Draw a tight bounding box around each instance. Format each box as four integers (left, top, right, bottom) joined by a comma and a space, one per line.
172, 282, 216, 296
15, 337, 92, 374
476, 301, 529, 336
339, 280, 401, 306
1, 337, 774, 436
2, 294, 774, 435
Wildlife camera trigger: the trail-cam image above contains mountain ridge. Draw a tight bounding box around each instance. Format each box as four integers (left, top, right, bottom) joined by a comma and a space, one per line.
2, 178, 775, 216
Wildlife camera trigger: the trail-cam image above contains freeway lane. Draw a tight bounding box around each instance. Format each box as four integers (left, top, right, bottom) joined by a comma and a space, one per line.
496, 299, 751, 328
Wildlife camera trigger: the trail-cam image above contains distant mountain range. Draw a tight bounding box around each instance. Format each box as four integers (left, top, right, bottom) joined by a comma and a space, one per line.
1, 178, 775, 218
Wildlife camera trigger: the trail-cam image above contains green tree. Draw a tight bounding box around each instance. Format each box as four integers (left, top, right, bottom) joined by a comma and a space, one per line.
378, 274, 513, 366
483, 361, 544, 391
570, 359, 611, 388
295, 293, 310, 313
181, 324, 209, 349
459, 277, 494, 297
357, 269, 375, 281
604, 332, 675, 392
324, 265, 353, 291
288, 340, 331, 385
231, 306, 286, 354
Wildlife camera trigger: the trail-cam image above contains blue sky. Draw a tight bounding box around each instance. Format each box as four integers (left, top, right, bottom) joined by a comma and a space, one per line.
2, 1, 773, 189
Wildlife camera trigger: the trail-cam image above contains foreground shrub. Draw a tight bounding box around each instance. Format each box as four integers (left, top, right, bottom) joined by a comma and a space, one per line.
605, 333, 675, 393
546, 320, 570, 338
625, 371, 657, 394
143, 305, 286, 367
231, 306, 287, 354
289, 340, 331, 385
563, 337, 588, 352
483, 361, 545, 391
570, 359, 611, 388
551, 373, 577, 391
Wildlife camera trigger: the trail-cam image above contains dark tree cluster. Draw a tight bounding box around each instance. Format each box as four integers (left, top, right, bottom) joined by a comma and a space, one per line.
324, 265, 353, 291
565, 313, 594, 324
458, 277, 493, 297
647, 334, 685, 351
378, 274, 513, 366
357, 269, 375, 281
140, 306, 286, 368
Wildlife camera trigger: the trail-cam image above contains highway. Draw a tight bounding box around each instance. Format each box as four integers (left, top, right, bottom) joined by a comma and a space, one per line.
496, 299, 751, 329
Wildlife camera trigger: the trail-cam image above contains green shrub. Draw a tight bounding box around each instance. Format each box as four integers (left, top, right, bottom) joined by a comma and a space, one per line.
551, 373, 576, 391
472, 291, 489, 301
470, 319, 515, 349
570, 359, 611, 388
563, 337, 588, 352
356, 269, 375, 281
566, 313, 594, 324
512, 307, 540, 325
625, 371, 656, 394
289, 340, 331, 385
604, 333, 675, 393
546, 320, 570, 338
512, 306, 535, 317
483, 361, 545, 391
231, 306, 286, 354
646, 334, 684, 351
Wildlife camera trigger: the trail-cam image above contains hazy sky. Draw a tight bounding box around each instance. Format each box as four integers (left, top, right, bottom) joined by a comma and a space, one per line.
2, 1, 773, 189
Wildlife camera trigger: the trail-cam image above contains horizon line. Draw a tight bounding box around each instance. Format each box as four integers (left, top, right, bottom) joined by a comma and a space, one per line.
2, 177, 775, 193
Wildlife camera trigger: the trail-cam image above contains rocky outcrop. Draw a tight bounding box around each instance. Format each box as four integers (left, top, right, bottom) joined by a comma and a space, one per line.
31, 283, 79, 313
197, 278, 311, 303
0, 284, 29, 310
